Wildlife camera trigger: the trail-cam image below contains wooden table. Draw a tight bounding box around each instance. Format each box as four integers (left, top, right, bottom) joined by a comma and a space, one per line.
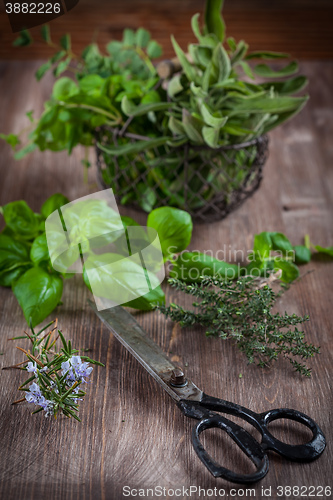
0, 60, 332, 499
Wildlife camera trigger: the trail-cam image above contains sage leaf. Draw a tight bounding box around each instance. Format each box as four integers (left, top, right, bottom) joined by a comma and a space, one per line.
202, 126, 220, 148
121, 96, 172, 117
253, 61, 298, 78
200, 103, 228, 128
204, 0, 225, 42
246, 51, 290, 60
97, 136, 171, 156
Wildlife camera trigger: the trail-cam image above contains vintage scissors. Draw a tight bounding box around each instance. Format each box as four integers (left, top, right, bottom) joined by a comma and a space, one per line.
89, 301, 326, 484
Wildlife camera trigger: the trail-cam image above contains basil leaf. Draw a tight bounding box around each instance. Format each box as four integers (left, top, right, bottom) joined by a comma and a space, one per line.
293, 245, 311, 265
252, 232, 272, 261
315, 245, 333, 258
147, 207, 193, 260
41, 193, 69, 219
30, 234, 50, 264
269, 232, 293, 254
273, 259, 299, 283
0, 234, 32, 287
12, 268, 63, 326
1, 201, 40, 240
83, 253, 164, 310
170, 252, 239, 282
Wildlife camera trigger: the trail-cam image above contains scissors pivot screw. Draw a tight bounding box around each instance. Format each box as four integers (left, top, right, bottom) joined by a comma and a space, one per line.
170, 368, 187, 387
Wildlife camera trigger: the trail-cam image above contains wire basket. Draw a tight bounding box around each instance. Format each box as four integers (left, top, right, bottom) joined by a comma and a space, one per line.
95, 128, 269, 223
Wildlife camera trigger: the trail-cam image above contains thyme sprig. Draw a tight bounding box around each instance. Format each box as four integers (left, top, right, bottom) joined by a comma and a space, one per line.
4, 320, 104, 420
158, 275, 320, 376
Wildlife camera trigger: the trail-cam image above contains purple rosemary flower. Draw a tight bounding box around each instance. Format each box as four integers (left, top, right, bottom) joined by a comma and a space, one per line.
26, 361, 38, 377
25, 382, 55, 417
61, 356, 93, 385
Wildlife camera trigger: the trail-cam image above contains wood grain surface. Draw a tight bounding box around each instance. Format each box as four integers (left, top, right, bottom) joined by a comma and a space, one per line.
0, 60, 332, 499
0, 0, 333, 60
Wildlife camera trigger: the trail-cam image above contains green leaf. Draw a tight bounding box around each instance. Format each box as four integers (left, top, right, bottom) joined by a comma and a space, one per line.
293, 245, 311, 265
273, 259, 299, 283
83, 253, 164, 310
212, 44, 231, 82
170, 252, 240, 282
168, 74, 184, 98
182, 112, 203, 144
41, 25, 51, 43
261, 76, 308, 95
202, 126, 220, 148
253, 61, 298, 78
230, 94, 308, 115
52, 77, 78, 100
50, 50, 66, 64
41, 193, 69, 219
200, 103, 228, 128
0, 133, 20, 149
1, 201, 40, 240
12, 268, 63, 327
54, 57, 71, 77
246, 51, 290, 60
30, 234, 50, 265
122, 28, 135, 45
269, 232, 293, 254
168, 116, 185, 136
204, 0, 225, 42
13, 30, 32, 47
314, 245, 333, 258
171, 36, 198, 82
147, 40, 162, 59
238, 61, 254, 79
135, 28, 151, 48
35, 61, 52, 81
252, 232, 272, 261
13, 143, 37, 160
60, 34, 71, 51
0, 234, 32, 287
147, 207, 193, 259
121, 95, 172, 117
97, 136, 171, 157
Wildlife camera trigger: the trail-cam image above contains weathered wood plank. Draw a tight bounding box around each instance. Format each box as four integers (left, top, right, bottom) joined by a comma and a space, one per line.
0, 61, 332, 499
0, 0, 333, 60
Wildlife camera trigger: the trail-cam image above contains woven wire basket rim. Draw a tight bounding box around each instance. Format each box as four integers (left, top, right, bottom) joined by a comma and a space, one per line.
95, 129, 269, 223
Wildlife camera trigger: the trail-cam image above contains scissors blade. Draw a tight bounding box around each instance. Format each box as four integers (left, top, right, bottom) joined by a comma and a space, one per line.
89, 300, 202, 402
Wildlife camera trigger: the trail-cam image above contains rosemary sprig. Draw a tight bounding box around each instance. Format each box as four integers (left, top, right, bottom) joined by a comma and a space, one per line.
3, 320, 104, 419
158, 276, 320, 376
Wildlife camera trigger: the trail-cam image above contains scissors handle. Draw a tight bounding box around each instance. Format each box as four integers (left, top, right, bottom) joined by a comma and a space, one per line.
178, 393, 326, 484
178, 397, 269, 484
